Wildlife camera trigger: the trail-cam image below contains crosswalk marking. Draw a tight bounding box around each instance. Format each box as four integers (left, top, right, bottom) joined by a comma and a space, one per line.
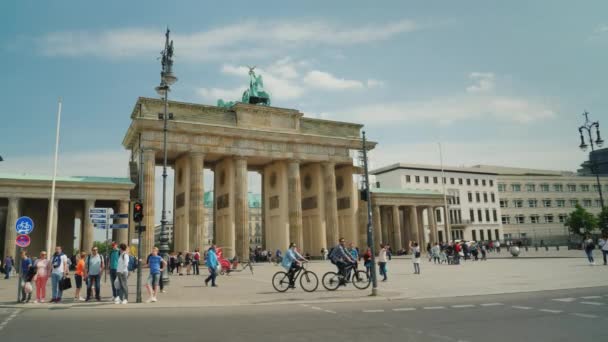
393, 307, 416, 312
552, 298, 576, 302
539, 309, 562, 314
363, 309, 385, 313
580, 296, 601, 299
480, 303, 503, 307
423, 306, 446, 310
512, 306, 533, 310
572, 313, 598, 319
452, 304, 475, 308
580, 301, 604, 306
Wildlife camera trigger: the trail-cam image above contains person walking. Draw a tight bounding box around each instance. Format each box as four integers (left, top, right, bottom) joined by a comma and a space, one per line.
431, 243, 441, 264
176, 252, 184, 275
50, 246, 69, 303
599, 233, 608, 266
410, 241, 421, 275
363, 247, 372, 278
108, 242, 120, 302
115, 243, 129, 304
193, 248, 201, 275
19, 250, 33, 303
85, 246, 104, 302
204, 245, 219, 287
146, 247, 166, 302
33, 251, 51, 303
583, 235, 596, 265
378, 244, 388, 282
3, 255, 12, 279
74, 251, 86, 301
185, 252, 192, 275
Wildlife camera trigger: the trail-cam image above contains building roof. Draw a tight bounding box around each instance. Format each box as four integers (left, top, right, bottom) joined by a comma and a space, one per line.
203, 191, 261, 208
468, 165, 577, 177
371, 163, 498, 176
0, 173, 133, 185
371, 187, 443, 196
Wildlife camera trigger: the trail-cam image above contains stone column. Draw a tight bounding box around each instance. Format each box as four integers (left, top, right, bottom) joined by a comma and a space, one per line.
142, 149, 156, 255
431, 207, 439, 244
3, 197, 19, 259
322, 162, 339, 246
380, 207, 390, 245
401, 207, 411, 249
234, 157, 249, 260
287, 160, 303, 248
74, 207, 83, 251
82, 199, 96, 252
189, 152, 205, 251
372, 205, 382, 252
408, 206, 420, 247
392, 205, 402, 251
418, 207, 426, 248
48, 199, 59, 255
116, 200, 129, 244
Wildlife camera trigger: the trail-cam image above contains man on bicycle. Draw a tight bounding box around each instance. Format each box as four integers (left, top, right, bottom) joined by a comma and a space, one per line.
281, 243, 305, 288
329, 238, 356, 284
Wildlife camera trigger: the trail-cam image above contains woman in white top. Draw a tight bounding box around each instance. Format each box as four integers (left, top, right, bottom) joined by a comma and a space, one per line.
599, 233, 608, 266
410, 241, 421, 275
377, 244, 388, 282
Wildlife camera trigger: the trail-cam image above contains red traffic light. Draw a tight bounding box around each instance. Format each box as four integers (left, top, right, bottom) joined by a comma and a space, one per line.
134, 201, 144, 223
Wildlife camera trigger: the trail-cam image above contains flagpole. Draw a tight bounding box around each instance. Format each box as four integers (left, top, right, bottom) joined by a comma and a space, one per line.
46, 98, 62, 256
438, 142, 451, 242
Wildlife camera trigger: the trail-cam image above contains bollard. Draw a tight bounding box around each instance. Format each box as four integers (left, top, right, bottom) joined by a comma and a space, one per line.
545, 246, 549, 251
556, 245, 559, 251
535, 246, 538, 251
525, 246, 528, 252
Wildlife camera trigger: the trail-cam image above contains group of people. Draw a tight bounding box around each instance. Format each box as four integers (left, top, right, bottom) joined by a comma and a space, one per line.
583, 233, 608, 266
167, 249, 202, 276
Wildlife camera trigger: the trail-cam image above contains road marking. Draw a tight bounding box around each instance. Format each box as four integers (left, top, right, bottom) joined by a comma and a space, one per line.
539, 309, 562, 314
0, 309, 20, 332
363, 309, 385, 313
323, 310, 336, 314
310, 306, 323, 311
423, 306, 446, 310
393, 307, 416, 312
580, 296, 601, 299
580, 301, 604, 306
451, 304, 475, 308
512, 306, 533, 310
299, 304, 310, 307
552, 298, 576, 302
572, 313, 598, 319
480, 303, 503, 307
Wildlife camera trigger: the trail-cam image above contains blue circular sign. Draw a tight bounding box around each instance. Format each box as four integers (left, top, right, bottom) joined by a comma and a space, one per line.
15, 216, 34, 235
16, 234, 31, 248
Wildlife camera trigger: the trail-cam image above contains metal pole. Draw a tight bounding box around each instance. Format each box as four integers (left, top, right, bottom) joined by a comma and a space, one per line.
136, 133, 143, 303
362, 131, 378, 296
16, 247, 22, 303
104, 215, 109, 284
438, 143, 451, 242
46, 98, 62, 256
159, 87, 170, 285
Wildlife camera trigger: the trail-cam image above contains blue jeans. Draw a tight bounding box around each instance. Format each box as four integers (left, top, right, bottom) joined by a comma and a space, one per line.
603, 250, 608, 265
51, 273, 63, 300
585, 249, 594, 263
110, 269, 118, 297
4, 266, 11, 279
86, 274, 101, 300
205, 267, 217, 286
378, 262, 387, 280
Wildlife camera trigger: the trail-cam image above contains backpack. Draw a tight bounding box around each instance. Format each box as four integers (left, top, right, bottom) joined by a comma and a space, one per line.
128, 255, 137, 272
328, 247, 339, 264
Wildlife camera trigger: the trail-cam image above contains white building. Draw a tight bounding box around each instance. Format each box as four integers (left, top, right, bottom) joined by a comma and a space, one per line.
372, 163, 503, 243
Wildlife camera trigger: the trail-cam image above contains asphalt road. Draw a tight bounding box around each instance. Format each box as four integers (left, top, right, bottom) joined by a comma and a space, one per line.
1, 286, 607, 342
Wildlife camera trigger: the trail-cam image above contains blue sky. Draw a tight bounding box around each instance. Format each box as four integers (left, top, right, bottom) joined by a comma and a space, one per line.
1, 0, 608, 224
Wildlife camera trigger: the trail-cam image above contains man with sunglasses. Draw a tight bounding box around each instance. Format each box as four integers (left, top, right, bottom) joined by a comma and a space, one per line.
328, 238, 356, 285
84, 246, 105, 302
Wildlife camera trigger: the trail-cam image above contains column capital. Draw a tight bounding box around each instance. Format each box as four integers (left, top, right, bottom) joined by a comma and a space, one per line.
189, 151, 205, 158
321, 161, 336, 167
287, 159, 301, 166
233, 155, 248, 162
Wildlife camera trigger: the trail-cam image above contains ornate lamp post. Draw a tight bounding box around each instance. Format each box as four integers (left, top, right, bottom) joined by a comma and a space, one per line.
156, 28, 177, 285
578, 111, 605, 210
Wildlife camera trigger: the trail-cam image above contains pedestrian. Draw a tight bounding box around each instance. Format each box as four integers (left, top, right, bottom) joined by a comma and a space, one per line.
599, 233, 608, 266
85, 246, 105, 302
583, 235, 596, 265
33, 251, 51, 303
176, 252, 184, 275
74, 251, 86, 301
185, 252, 192, 275
431, 243, 441, 264
410, 241, 421, 275
481, 244, 487, 261
204, 245, 219, 287
363, 247, 372, 277
348, 242, 359, 280
193, 248, 201, 275
3, 255, 12, 279
169, 252, 177, 274
115, 243, 129, 304
109, 242, 120, 302
146, 247, 167, 302
426, 242, 432, 262
275, 249, 282, 264
50, 246, 69, 303
378, 244, 388, 282
495, 240, 501, 253
19, 250, 33, 303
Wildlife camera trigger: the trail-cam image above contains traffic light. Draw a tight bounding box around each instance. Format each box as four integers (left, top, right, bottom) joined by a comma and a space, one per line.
134, 201, 144, 223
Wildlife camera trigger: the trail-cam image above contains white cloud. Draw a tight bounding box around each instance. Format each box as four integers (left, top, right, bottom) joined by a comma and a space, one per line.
466, 72, 495, 93
595, 24, 608, 33
366, 79, 385, 88
303, 70, 364, 90
37, 19, 418, 61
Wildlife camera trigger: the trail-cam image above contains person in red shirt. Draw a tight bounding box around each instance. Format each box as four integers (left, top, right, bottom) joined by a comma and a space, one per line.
193, 248, 201, 276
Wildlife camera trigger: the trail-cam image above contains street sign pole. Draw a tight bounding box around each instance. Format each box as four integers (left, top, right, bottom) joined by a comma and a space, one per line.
136, 223, 143, 303
361, 131, 378, 296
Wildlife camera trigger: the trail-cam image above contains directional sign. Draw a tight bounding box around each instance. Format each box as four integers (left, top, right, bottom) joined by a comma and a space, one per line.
110, 224, 129, 229
89, 208, 109, 215
110, 213, 129, 219
15, 216, 34, 235
94, 223, 108, 229
15, 234, 31, 248
91, 218, 109, 224
89, 213, 107, 219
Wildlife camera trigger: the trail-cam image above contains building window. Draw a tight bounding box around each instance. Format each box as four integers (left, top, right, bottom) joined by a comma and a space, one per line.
540, 184, 550, 192
543, 199, 552, 207
570, 199, 579, 207
500, 200, 508, 208
467, 179, 472, 186
480, 230, 485, 241
470, 209, 475, 223
596, 199, 602, 207
415, 176, 420, 183
502, 215, 511, 224
424, 176, 429, 184
456, 197, 461, 205
581, 184, 590, 192
483, 193, 488, 203
405, 175, 411, 183
482, 179, 487, 186
468, 192, 473, 202
476, 193, 481, 202
528, 199, 537, 208
558, 214, 568, 223
531, 215, 540, 224
490, 180, 494, 187
512, 184, 521, 192
554, 184, 563, 192
556, 199, 565, 207
436, 209, 442, 223
485, 209, 490, 222
544, 214, 554, 224
526, 184, 536, 192
567, 184, 576, 192
593, 184, 600, 191
498, 183, 506, 192
474, 179, 479, 186
515, 215, 525, 224
583, 199, 592, 207
472, 230, 477, 241
491, 193, 496, 203
450, 177, 455, 185
459, 178, 463, 185
492, 209, 497, 222
514, 199, 523, 208
477, 209, 483, 222
433, 177, 438, 184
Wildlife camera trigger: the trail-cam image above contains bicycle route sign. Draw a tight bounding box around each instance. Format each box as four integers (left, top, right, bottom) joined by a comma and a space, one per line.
15, 216, 34, 235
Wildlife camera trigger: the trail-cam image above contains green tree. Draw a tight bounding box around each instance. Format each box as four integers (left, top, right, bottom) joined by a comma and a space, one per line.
565, 204, 598, 236
598, 206, 608, 234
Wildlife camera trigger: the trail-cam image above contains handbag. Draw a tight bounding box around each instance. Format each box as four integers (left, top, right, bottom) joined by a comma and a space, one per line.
60, 277, 72, 291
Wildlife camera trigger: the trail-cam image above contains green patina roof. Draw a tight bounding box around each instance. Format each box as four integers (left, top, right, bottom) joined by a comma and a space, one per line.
371, 187, 443, 196
0, 173, 133, 185
204, 191, 261, 208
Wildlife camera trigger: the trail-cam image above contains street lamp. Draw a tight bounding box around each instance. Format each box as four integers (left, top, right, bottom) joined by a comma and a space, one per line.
578, 111, 605, 211
157, 28, 177, 286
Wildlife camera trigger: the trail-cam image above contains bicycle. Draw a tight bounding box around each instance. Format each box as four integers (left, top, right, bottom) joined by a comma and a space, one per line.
272, 262, 318, 292
322, 262, 371, 291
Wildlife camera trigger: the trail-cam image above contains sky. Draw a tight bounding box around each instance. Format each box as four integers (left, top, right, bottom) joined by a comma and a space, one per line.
1, 0, 607, 225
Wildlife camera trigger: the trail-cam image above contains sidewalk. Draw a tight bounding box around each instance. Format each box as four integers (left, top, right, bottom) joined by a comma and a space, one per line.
1, 251, 606, 310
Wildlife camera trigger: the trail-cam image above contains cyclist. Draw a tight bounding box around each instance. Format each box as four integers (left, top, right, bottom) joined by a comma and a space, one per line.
329, 238, 356, 285
281, 243, 306, 288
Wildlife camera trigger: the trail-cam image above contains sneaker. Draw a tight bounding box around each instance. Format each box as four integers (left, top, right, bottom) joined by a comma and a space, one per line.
146, 298, 154, 303
161, 289, 166, 293
40, 299, 45, 303
114, 297, 121, 304
121, 299, 128, 304
33, 300, 39, 304
78, 297, 85, 301
151, 297, 157, 302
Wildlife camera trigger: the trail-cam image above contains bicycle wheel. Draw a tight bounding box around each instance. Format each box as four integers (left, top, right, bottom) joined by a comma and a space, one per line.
272, 272, 290, 292
352, 270, 371, 290
299, 271, 319, 292
322, 272, 341, 291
